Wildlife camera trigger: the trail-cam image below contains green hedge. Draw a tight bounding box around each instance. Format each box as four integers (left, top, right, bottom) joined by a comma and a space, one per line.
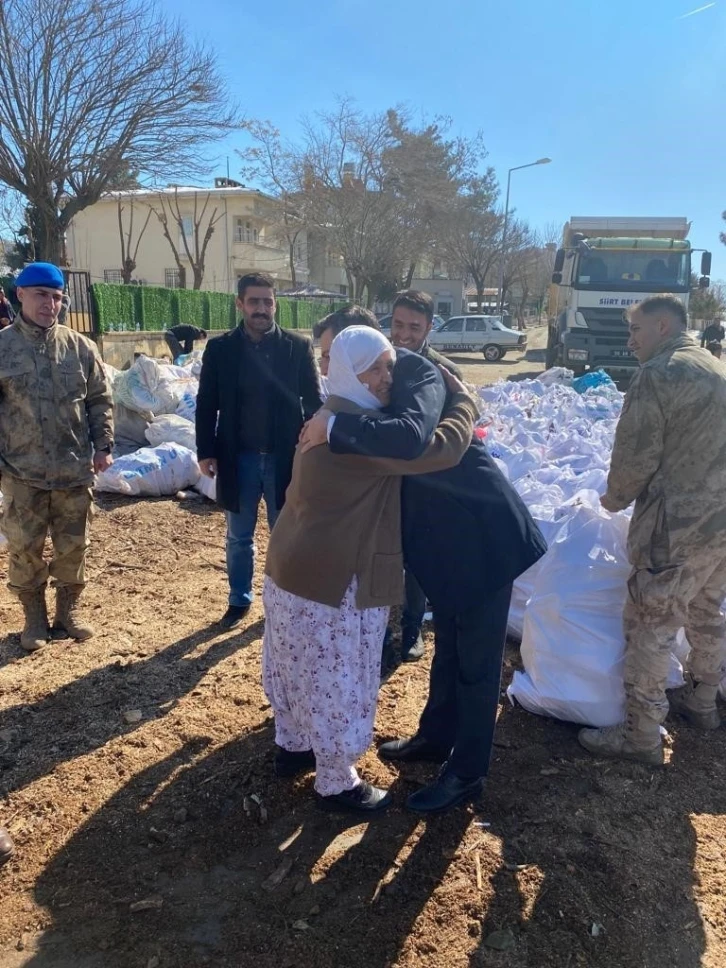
92, 282, 347, 333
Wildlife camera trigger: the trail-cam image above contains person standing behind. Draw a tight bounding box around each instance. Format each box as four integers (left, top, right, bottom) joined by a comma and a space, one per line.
700, 319, 724, 348
387, 290, 462, 664
164, 324, 207, 361
579, 295, 726, 765
196, 272, 322, 629
0, 288, 15, 328
0, 262, 114, 651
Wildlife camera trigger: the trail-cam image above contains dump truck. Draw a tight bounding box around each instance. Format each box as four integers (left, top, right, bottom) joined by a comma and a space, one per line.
547, 217, 712, 378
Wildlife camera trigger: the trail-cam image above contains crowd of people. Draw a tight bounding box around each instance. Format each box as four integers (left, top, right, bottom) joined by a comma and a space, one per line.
1, 264, 725, 852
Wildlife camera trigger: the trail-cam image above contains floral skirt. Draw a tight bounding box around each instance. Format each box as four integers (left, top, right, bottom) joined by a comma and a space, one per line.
262, 575, 389, 795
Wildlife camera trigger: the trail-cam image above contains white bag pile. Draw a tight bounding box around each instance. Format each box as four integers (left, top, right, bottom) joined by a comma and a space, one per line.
476, 371, 688, 726
98, 355, 215, 500
95, 442, 200, 497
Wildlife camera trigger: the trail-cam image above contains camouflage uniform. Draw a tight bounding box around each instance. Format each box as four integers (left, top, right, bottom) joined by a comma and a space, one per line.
0, 314, 113, 594
580, 333, 726, 760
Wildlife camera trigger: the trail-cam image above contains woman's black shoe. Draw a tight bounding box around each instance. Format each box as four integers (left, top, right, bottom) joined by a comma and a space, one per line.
317, 781, 392, 814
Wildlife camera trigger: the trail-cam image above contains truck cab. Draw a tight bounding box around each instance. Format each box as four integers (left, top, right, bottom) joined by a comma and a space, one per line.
547, 217, 711, 378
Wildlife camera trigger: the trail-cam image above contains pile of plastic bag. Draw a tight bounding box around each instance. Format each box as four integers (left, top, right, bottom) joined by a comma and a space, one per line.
98, 355, 212, 499
475, 369, 690, 727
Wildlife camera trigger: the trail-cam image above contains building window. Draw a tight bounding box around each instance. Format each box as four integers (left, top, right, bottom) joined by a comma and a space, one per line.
165, 268, 182, 289
339, 284, 348, 295
179, 215, 194, 250
103, 269, 123, 283
235, 218, 258, 243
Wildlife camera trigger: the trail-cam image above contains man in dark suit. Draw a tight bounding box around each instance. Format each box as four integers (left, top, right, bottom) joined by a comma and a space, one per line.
302, 352, 546, 813
386, 290, 462, 664
196, 271, 322, 629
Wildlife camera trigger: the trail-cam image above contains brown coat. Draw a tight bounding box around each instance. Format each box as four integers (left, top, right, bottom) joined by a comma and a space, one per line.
265, 391, 478, 609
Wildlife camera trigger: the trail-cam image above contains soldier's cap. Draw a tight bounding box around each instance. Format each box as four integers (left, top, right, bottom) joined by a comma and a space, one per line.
16, 262, 65, 290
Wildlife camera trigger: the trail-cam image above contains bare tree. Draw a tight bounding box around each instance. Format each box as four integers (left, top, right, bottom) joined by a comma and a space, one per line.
153, 189, 225, 290
440, 174, 502, 311
116, 196, 153, 284
0, 0, 237, 265
240, 100, 491, 304
239, 121, 309, 289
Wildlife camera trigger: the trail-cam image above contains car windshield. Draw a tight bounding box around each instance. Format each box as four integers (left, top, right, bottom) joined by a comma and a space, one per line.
574, 249, 690, 292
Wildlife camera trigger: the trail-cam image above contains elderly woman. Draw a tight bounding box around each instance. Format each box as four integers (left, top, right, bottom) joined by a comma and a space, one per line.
262, 326, 477, 814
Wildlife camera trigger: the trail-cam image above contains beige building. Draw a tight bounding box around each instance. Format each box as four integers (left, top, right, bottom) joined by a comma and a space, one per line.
68, 180, 310, 292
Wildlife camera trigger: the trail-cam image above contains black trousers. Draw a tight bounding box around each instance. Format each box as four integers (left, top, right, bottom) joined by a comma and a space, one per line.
418, 583, 512, 778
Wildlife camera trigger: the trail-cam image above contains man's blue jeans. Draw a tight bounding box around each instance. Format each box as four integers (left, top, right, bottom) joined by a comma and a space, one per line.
225, 452, 279, 607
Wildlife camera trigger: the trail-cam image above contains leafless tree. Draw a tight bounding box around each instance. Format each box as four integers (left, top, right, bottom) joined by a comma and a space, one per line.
240, 100, 491, 304
0, 0, 237, 265
238, 121, 310, 289
116, 196, 153, 285
153, 189, 225, 290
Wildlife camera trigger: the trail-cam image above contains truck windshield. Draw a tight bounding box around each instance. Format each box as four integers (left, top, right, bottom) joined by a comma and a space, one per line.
574, 249, 690, 292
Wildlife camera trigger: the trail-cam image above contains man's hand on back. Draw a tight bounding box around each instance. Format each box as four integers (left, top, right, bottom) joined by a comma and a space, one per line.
600, 493, 621, 513
199, 458, 218, 479
299, 409, 334, 454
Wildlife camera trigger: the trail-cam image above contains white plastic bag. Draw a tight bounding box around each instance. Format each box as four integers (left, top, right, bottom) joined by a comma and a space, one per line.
194, 472, 217, 501
95, 443, 200, 497
145, 414, 196, 452
508, 506, 683, 726
112, 357, 193, 416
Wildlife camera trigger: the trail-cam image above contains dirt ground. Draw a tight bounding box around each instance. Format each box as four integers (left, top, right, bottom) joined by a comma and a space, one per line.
1, 326, 725, 968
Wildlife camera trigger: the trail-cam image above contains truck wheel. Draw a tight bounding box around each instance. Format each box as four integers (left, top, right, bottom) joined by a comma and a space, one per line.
483, 344, 502, 362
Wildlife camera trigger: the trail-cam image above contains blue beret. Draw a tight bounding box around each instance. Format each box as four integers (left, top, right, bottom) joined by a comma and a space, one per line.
16, 262, 65, 289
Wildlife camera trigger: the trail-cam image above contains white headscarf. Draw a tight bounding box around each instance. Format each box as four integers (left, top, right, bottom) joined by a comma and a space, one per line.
327, 326, 394, 410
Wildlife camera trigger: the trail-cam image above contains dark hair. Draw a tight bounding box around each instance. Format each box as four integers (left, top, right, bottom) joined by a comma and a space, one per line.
630, 294, 687, 328
237, 272, 276, 299
707, 340, 722, 357
392, 289, 434, 325
199, 329, 208, 338
313, 305, 380, 339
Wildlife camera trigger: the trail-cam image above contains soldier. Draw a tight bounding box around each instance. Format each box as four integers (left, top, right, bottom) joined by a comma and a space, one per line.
0, 262, 114, 651
579, 295, 726, 765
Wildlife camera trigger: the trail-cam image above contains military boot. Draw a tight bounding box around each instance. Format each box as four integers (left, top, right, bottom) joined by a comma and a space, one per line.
18, 588, 49, 652
53, 584, 94, 641
578, 711, 664, 766
668, 674, 721, 731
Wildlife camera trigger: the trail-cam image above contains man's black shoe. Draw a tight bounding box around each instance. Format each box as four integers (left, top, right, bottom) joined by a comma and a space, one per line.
401, 634, 425, 662
378, 734, 448, 764
0, 827, 14, 866
317, 781, 392, 814
274, 747, 316, 778
407, 770, 483, 814
219, 604, 250, 630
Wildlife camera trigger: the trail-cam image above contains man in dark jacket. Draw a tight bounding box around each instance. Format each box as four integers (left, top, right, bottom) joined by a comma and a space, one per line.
196, 272, 322, 628
303, 354, 546, 813
165, 324, 207, 360
700, 320, 725, 348
385, 290, 462, 664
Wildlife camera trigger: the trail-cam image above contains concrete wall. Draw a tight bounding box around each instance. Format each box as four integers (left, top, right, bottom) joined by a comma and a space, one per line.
99, 328, 316, 369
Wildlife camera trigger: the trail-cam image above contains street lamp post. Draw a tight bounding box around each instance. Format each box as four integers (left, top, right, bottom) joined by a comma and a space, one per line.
496, 157, 551, 314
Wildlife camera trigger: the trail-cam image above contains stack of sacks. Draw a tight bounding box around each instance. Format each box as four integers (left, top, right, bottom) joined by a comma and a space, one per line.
475, 371, 687, 726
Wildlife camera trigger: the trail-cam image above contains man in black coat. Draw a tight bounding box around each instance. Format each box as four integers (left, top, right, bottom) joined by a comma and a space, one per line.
700, 320, 725, 348
165, 324, 207, 360
303, 352, 546, 812
196, 272, 322, 629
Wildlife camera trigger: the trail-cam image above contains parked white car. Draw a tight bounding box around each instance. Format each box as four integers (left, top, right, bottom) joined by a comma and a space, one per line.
428, 315, 527, 361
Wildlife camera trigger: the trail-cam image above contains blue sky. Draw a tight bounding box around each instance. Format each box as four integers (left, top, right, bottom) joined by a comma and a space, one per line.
163, 0, 726, 277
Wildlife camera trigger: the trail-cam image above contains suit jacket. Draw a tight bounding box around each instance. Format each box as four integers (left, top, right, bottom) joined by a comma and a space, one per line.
329, 351, 547, 611
196, 324, 322, 513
